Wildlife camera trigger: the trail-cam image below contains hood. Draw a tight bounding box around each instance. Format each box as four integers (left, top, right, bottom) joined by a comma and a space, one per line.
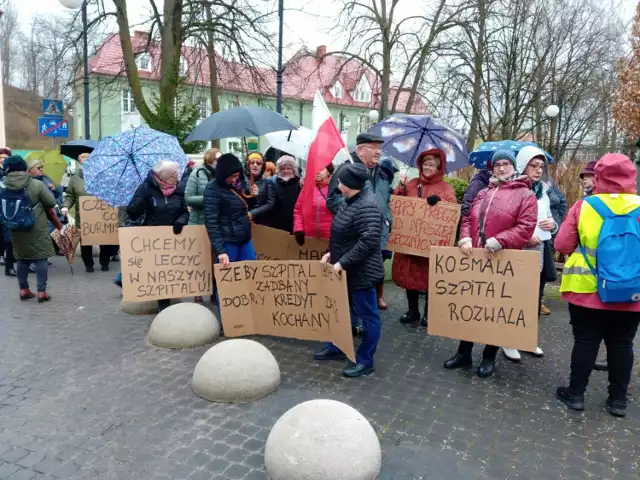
594, 153, 637, 194
515, 145, 548, 182
417, 148, 446, 184
4, 172, 33, 191
473, 169, 493, 185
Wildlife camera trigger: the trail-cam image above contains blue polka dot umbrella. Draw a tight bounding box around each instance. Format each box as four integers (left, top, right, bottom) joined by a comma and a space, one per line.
83, 127, 188, 207
470, 140, 555, 169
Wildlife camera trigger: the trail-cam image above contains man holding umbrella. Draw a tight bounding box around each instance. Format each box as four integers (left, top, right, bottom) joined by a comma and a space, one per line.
326, 133, 397, 312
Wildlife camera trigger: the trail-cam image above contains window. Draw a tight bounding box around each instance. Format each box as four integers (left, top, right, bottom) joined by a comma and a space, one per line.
227, 138, 243, 156
330, 81, 343, 99
353, 75, 371, 103
226, 98, 241, 109
358, 115, 372, 133
136, 53, 151, 71
197, 98, 208, 119
121, 88, 136, 114
178, 56, 188, 76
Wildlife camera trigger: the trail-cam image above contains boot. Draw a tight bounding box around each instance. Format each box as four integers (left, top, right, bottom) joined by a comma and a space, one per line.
5, 268, 16, 277
556, 386, 585, 411
37, 292, 51, 303
444, 353, 472, 369
477, 358, 496, 378
420, 294, 429, 327
376, 283, 387, 310
19, 289, 35, 301
399, 290, 420, 324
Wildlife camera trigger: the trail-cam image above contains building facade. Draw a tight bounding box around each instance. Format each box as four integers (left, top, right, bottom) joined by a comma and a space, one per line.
73, 32, 428, 156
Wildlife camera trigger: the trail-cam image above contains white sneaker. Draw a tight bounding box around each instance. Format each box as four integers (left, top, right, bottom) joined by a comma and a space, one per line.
532, 347, 544, 358
503, 348, 521, 362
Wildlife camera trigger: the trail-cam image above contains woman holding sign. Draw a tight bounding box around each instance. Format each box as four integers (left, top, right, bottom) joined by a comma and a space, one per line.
392, 149, 456, 327
127, 160, 189, 311
444, 150, 537, 378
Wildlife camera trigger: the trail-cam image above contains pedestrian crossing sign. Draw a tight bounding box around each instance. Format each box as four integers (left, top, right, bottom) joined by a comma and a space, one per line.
42, 99, 64, 117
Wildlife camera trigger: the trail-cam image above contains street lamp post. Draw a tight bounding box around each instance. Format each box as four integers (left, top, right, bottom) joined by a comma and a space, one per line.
545, 104, 559, 159
59, 0, 90, 140
368, 109, 379, 127
275, 0, 284, 114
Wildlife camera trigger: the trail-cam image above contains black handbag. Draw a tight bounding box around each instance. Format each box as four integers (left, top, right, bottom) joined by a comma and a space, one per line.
542, 241, 557, 282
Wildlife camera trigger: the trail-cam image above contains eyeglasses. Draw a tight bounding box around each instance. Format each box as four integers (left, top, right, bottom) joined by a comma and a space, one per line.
527, 163, 545, 172
422, 162, 439, 168
249, 160, 263, 166
493, 161, 513, 170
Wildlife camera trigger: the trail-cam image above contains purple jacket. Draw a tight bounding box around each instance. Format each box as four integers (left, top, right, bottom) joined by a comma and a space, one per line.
461, 169, 492, 217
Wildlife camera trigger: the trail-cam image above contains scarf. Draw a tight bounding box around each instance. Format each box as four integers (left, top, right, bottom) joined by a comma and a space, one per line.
489, 172, 518, 185
154, 173, 177, 198
531, 181, 543, 200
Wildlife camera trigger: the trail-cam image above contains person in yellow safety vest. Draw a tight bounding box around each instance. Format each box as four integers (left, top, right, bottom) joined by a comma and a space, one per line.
554, 153, 640, 418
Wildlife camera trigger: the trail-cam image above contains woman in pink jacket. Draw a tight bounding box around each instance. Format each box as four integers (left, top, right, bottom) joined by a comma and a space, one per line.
444, 150, 538, 378
554, 154, 640, 418
293, 164, 334, 244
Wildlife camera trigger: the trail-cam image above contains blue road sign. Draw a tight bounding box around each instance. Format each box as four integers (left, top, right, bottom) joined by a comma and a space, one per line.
42, 99, 64, 117
38, 117, 69, 138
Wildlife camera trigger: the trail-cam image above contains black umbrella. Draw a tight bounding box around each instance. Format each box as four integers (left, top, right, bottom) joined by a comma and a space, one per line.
60, 139, 99, 160
185, 106, 297, 142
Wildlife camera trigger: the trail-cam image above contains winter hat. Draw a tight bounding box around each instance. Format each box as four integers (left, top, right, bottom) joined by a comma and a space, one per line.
0, 148, 12, 157
152, 160, 180, 181
418, 148, 446, 170
4, 155, 27, 173
277, 155, 298, 176
488, 149, 517, 170
215, 153, 243, 186
339, 162, 369, 190
579, 161, 597, 179
515, 145, 547, 175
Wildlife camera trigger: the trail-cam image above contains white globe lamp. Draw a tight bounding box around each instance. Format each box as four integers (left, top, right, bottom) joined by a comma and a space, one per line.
59, 0, 83, 9
368, 109, 379, 123
545, 105, 559, 118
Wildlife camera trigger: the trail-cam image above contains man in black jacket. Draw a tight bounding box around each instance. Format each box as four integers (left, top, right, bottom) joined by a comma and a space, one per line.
315, 163, 385, 378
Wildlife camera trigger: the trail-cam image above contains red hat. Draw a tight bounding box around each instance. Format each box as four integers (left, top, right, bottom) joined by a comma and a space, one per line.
579, 161, 596, 179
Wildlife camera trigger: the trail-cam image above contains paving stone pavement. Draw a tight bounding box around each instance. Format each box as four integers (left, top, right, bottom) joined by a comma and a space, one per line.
0, 257, 639, 480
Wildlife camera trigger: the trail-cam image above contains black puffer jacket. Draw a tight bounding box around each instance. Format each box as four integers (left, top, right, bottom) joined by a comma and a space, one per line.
329, 185, 384, 291
127, 170, 189, 227
204, 155, 252, 255
269, 176, 301, 233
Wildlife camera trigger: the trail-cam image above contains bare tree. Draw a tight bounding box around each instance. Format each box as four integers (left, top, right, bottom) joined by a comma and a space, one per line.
0, 0, 19, 85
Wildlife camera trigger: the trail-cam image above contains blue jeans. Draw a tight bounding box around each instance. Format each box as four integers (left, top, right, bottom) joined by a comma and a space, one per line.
17, 259, 49, 292
326, 287, 381, 366
220, 240, 257, 262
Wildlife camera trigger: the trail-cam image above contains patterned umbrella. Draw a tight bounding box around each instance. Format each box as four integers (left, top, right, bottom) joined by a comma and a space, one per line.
470, 140, 555, 169
368, 114, 468, 171
51, 225, 81, 274
83, 127, 187, 207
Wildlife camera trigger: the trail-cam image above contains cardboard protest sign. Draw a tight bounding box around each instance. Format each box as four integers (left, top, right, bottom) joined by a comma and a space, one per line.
119, 226, 213, 302
386, 195, 460, 258
252, 224, 329, 261
78, 196, 119, 245
215, 261, 355, 361
427, 247, 540, 352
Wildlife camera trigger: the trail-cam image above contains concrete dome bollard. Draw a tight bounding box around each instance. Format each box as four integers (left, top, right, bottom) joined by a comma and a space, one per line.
148, 303, 220, 349
264, 399, 381, 480
121, 299, 159, 315
192, 339, 280, 403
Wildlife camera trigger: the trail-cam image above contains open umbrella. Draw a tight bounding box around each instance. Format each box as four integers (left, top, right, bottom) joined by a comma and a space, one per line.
51, 225, 81, 274
266, 127, 314, 159
368, 114, 468, 171
83, 127, 187, 207
470, 140, 555, 169
185, 106, 298, 142
60, 139, 99, 160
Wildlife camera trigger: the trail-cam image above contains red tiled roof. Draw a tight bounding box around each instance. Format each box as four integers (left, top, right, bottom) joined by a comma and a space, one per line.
88, 32, 428, 113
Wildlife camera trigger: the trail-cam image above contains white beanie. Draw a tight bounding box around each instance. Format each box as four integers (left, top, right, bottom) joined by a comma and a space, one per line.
515, 145, 547, 175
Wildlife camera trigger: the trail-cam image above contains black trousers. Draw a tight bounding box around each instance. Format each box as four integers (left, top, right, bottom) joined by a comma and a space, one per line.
80, 245, 117, 269
568, 303, 640, 402
457, 341, 499, 360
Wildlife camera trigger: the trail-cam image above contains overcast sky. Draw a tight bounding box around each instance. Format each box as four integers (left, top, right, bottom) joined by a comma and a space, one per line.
15, 0, 639, 59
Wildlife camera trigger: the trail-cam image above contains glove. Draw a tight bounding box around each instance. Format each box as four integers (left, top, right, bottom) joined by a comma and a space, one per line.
173, 222, 185, 235
294, 231, 305, 246
426, 195, 441, 206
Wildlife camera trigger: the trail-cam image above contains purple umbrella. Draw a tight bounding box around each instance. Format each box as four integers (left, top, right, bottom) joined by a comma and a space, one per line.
368, 114, 468, 171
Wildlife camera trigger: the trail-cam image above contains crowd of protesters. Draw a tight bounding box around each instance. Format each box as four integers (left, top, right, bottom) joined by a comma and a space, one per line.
1, 129, 639, 418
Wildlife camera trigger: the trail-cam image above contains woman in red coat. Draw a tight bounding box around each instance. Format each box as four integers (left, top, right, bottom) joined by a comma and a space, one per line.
293, 164, 334, 243
392, 149, 456, 326
444, 149, 538, 378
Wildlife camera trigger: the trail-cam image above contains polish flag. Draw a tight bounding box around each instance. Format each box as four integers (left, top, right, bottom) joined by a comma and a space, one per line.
300, 92, 349, 219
